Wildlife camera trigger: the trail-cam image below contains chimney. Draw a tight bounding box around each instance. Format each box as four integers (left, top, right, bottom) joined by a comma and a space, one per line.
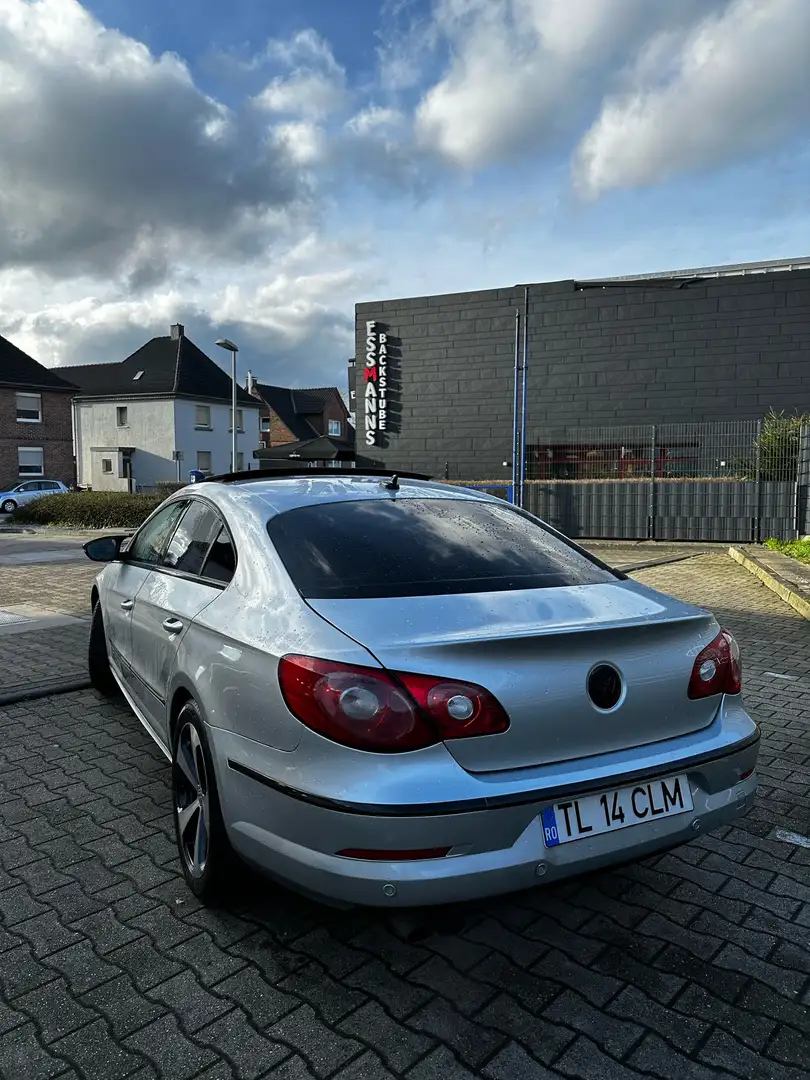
245, 370, 260, 397
170, 323, 184, 340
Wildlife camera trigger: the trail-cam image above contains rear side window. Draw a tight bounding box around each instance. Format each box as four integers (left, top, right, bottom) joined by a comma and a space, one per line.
202, 528, 237, 584
163, 501, 220, 576
267, 498, 616, 599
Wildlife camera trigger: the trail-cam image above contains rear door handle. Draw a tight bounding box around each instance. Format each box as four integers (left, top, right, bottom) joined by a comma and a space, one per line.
120, 599, 134, 611
162, 618, 184, 634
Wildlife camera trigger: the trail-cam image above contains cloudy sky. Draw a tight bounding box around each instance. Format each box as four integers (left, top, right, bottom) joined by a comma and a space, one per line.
1, 0, 809, 387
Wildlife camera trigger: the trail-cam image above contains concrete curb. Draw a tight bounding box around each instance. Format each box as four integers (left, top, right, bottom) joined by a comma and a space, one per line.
728, 546, 810, 621
0, 677, 92, 707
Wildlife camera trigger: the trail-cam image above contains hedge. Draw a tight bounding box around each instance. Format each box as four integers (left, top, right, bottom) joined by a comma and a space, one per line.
10, 491, 166, 529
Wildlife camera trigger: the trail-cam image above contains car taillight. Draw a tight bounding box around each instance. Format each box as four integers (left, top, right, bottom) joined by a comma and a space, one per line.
278, 655, 509, 752
395, 672, 510, 740
688, 630, 742, 700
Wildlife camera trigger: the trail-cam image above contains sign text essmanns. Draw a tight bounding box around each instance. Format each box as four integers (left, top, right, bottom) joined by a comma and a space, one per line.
364, 320, 388, 446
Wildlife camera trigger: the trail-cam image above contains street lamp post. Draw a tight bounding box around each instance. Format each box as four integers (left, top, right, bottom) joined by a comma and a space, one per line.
215, 339, 239, 473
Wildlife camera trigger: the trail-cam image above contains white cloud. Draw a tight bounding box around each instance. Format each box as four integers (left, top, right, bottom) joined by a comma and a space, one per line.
253, 29, 347, 120
413, 0, 655, 167
574, 0, 810, 197
0, 0, 308, 281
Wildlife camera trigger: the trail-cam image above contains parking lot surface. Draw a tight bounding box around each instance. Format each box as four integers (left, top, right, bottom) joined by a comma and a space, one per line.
0, 554, 807, 1079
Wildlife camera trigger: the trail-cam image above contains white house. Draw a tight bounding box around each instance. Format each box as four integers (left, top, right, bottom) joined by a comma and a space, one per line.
61, 324, 261, 491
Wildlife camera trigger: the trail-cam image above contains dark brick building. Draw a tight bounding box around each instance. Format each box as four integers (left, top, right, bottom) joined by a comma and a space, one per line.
353, 258, 810, 481
249, 380, 355, 468
0, 333, 77, 489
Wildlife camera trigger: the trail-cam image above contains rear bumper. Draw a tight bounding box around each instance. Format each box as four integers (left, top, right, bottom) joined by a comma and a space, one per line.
210, 712, 760, 908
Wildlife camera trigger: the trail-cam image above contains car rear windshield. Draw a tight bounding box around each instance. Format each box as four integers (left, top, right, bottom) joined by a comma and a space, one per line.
266, 497, 616, 599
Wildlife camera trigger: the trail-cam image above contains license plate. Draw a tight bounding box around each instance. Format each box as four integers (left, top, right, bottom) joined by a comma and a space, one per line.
541, 774, 693, 847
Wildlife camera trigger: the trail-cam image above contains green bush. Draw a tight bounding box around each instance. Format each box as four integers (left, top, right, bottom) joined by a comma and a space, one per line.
10, 491, 165, 529
764, 538, 810, 564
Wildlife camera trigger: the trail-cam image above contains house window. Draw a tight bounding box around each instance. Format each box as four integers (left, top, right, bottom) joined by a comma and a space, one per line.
116, 406, 128, 427
195, 406, 211, 429
18, 447, 44, 476
236, 452, 244, 471
16, 393, 42, 423
197, 451, 212, 473
102, 459, 113, 474
328, 420, 342, 437
260, 417, 270, 432
230, 409, 244, 432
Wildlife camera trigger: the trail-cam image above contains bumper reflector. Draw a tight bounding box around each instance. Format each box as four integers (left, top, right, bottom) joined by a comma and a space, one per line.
336, 847, 451, 861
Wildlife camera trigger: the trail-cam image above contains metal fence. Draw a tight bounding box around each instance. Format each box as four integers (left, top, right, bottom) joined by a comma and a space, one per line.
509, 419, 810, 542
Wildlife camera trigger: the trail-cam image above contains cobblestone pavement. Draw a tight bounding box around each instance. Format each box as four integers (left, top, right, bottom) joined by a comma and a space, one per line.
0, 624, 90, 698
0, 555, 807, 1079
0, 565, 97, 695
0, 564, 98, 617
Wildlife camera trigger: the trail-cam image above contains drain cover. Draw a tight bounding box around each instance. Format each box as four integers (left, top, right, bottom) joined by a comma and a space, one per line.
0, 609, 32, 626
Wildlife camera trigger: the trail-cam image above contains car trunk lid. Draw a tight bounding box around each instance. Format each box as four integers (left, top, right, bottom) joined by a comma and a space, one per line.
307, 581, 722, 773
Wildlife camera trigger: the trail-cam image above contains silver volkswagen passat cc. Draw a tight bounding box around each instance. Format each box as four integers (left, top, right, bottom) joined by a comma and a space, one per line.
84, 470, 759, 907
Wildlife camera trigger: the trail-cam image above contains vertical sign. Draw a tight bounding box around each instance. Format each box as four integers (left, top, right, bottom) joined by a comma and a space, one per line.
364, 320, 388, 446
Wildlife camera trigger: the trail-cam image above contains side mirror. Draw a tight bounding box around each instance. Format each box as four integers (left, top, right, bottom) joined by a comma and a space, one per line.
83, 535, 129, 563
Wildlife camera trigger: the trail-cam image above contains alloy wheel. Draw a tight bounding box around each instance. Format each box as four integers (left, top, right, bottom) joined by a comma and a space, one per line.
174, 721, 210, 878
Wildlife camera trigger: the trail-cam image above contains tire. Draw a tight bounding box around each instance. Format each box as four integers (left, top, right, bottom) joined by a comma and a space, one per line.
1, 500, 16, 514
172, 700, 233, 904
88, 603, 119, 698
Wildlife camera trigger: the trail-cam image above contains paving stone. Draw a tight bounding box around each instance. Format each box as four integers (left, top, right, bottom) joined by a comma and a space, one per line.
197, 1008, 289, 1078
80, 974, 167, 1039
13, 911, 83, 959
0, 884, 50, 926
214, 968, 301, 1027
277, 962, 365, 1024
407, 997, 506, 1071
128, 904, 200, 950
409, 955, 496, 1016
713, 942, 806, 997
332, 1050, 396, 1080
482, 1042, 562, 1080
170, 932, 246, 987
68, 908, 145, 956
476, 992, 574, 1065
52, 1017, 146, 1080
105, 937, 183, 993
0, 1021, 70, 1080
554, 1035, 648, 1080
124, 1014, 218, 1079
607, 985, 708, 1054
470, 953, 562, 1014
404, 1045, 480, 1080
0, 944, 59, 999
147, 970, 233, 1033
15, 978, 99, 1043
44, 940, 122, 995
464, 917, 546, 968
344, 960, 434, 1021
533, 949, 622, 1007
545, 988, 643, 1058
338, 1001, 435, 1073
268, 1004, 364, 1079
629, 1033, 737, 1080
700, 1029, 807, 1080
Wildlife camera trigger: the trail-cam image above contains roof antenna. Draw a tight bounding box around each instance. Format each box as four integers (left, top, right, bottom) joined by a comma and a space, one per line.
382, 473, 400, 491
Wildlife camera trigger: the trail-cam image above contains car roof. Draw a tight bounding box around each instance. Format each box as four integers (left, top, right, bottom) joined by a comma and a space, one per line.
181, 473, 501, 521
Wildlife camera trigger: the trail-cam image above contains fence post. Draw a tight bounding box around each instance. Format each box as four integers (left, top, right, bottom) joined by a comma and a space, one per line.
511, 310, 521, 505
794, 423, 809, 539
647, 425, 656, 540
754, 418, 762, 543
